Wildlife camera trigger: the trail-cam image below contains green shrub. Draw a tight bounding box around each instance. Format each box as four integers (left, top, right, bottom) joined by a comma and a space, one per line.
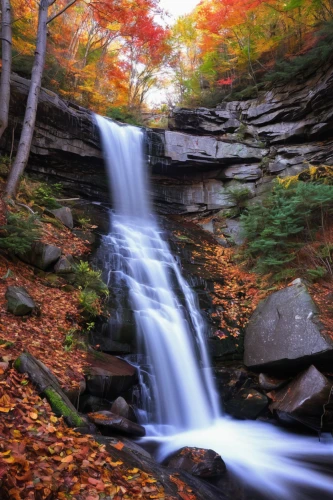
106, 106, 142, 126
306, 266, 328, 282
227, 186, 252, 207
33, 183, 63, 209
0, 213, 41, 254
240, 180, 333, 275
73, 260, 108, 296
78, 289, 100, 317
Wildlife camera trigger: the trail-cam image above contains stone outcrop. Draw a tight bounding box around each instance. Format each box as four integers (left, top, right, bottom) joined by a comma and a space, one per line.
244, 279, 333, 371
3, 66, 333, 213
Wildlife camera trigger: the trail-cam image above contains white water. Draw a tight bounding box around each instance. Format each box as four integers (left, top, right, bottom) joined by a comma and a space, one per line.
95, 115, 333, 499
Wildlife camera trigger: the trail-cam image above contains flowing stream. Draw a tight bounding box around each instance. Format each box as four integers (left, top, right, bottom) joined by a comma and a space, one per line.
95, 115, 333, 500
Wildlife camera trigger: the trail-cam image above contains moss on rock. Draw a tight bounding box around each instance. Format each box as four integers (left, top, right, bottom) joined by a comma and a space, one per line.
44, 387, 85, 427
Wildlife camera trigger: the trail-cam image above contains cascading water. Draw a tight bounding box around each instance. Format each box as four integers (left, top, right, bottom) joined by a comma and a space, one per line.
95, 115, 333, 500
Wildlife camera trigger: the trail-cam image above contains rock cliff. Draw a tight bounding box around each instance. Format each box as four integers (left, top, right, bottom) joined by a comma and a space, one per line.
3, 67, 333, 212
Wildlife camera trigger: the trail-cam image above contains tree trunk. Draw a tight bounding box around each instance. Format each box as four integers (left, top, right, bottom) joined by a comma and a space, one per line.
0, 0, 12, 142
4, 0, 49, 198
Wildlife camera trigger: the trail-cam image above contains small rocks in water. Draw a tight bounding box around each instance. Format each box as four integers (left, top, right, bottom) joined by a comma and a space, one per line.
46, 206, 73, 229
224, 388, 269, 419
259, 373, 288, 391
88, 410, 146, 437
5, 286, 36, 316
20, 242, 61, 271
166, 447, 226, 478
111, 396, 137, 423
269, 365, 332, 431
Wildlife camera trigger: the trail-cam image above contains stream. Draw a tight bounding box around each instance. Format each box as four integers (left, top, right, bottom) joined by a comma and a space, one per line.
95, 114, 333, 500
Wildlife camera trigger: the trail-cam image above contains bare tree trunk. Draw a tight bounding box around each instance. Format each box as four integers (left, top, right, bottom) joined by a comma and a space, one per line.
4, 0, 49, 198
5, 0, 77, 198
0, 0, 12, 142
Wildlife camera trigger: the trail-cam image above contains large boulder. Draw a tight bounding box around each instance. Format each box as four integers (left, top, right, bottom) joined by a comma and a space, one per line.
165, 447, 226, 478
46, 207, 73, 229
87, 410, 145, 437
244, 279, 333, 371
20, 242, 61, 270
85, 350, 137, 400
269, 365, 333, 431
5, 286, 35, 316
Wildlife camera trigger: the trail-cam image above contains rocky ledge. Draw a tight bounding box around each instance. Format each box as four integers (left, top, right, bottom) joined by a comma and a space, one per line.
2, 66, 333, 213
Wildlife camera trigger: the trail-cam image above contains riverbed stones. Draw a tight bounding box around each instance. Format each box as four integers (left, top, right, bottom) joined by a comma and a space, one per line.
84, 350, 137, 400
165, 447, 226, 478
269, 365, 333, 430
244, 279, 333, 371
5, 286, 36, 316
87, 410, 145, 437
20, 242, 61, 271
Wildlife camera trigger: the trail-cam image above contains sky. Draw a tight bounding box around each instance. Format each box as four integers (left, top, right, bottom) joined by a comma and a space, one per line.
147, 0, 200, 106
158, 0, 200, 21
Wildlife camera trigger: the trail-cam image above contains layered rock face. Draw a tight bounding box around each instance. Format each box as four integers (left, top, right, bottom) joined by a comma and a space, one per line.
3, 66, 333, 213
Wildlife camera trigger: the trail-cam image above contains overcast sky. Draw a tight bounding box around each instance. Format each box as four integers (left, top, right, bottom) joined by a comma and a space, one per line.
158, 0, 200, 20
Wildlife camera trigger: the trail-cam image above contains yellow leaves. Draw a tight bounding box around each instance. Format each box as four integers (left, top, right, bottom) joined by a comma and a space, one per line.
50, 415, 58, 423
61, 454, 73, 463
29, 411, 38, 420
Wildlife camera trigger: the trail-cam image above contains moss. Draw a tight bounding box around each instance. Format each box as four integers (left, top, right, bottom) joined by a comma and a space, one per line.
13, 356, 21, 371
44, 387, 85, 427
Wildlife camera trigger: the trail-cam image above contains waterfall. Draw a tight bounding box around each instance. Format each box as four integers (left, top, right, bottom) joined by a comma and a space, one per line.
95, 115, 333, 500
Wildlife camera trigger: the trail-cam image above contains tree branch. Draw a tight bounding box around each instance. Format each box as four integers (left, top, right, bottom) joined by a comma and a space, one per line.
47, 0, 77, 25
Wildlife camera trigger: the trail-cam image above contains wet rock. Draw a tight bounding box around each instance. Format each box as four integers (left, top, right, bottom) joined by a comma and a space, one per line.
259, 373, 288, 391
85, 349, 137, 400
269, 365, 333, 430
244, 279, 333, 371
46, 206, 73, 229
224, 388, 269, 419
5, 286, 36, 316
88, 410, 146, 437
54, 255, 74, 274
166, 447, 226, 478
20, 242, 61, 270
111, 396, 137, 423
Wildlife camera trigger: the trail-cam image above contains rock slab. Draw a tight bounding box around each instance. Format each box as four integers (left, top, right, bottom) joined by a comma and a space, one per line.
244, 279, 333, 370
88, 410, 145, 437
5, 286, 35, 316
85, 349, 137, 400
